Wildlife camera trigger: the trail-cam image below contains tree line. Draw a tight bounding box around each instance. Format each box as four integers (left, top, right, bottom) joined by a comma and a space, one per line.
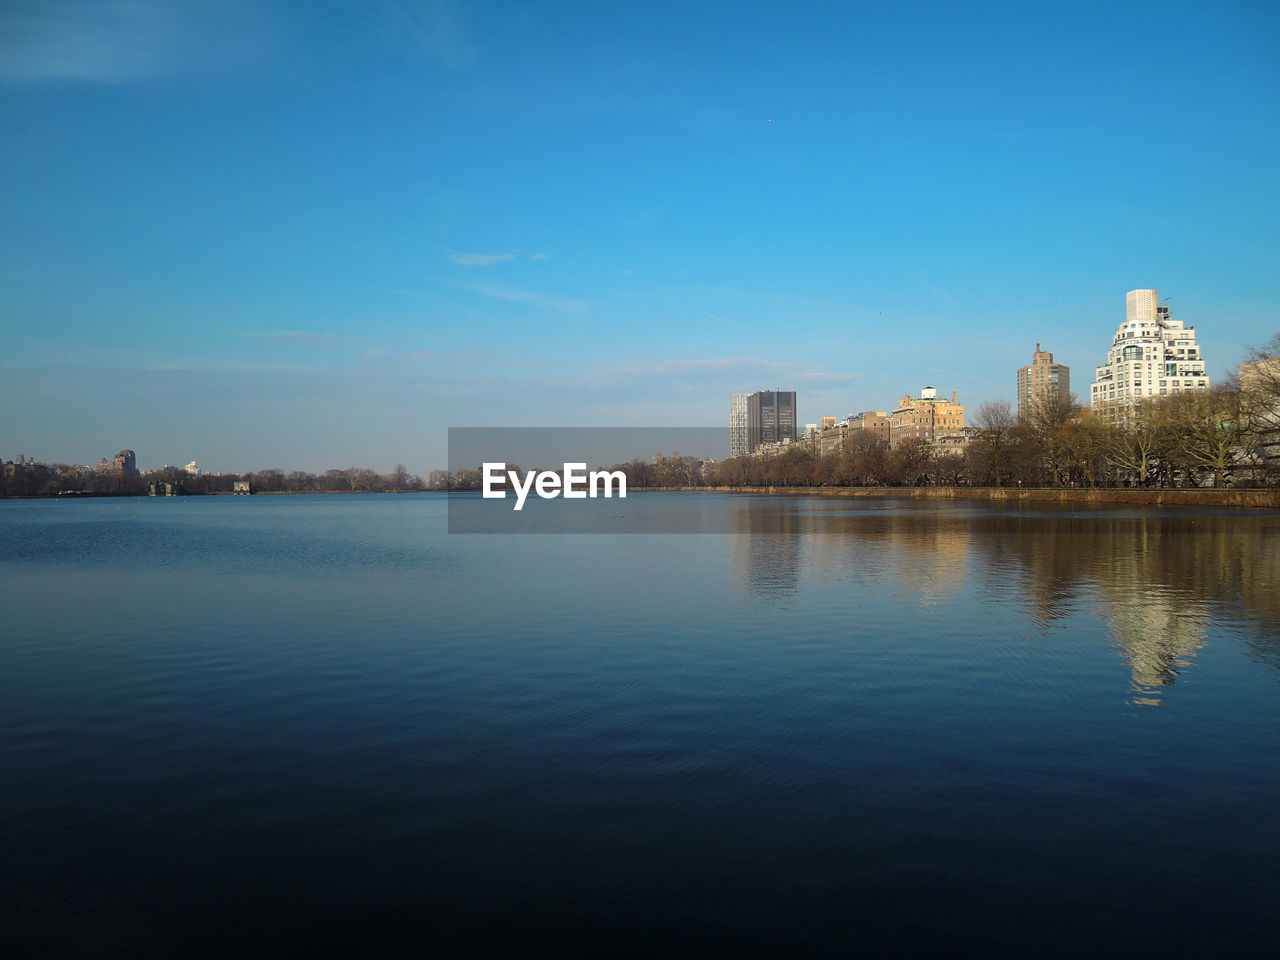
0, 463, 432, 498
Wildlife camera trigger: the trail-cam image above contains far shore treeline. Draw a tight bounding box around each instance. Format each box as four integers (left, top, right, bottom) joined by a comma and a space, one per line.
0, 464, 432, 499
5, 336, 1279, 499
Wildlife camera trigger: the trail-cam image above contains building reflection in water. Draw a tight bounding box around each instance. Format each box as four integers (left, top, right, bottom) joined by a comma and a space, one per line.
729, 499, 802, 605
1098, 582, 1206, 706
994, 513, 1280, 705
726, 498, 1280, 706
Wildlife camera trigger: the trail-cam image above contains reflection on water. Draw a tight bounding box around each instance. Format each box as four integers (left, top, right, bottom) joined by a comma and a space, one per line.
1105, 587, 1205, 706
729, 500, 1280, 706
729, 500, 802, 603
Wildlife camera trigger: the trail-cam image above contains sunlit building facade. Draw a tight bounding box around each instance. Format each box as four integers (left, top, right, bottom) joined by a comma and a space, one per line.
848, 411, 891, 446
889, 388, 964, 448
1090, 288, 1209, 415
1240, 356, 1280, 466
1017, 343, 1070, 421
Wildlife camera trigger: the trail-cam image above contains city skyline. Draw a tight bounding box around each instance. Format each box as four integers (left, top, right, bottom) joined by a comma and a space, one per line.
0, 285, 1259, 478
2, 2, 1278, 471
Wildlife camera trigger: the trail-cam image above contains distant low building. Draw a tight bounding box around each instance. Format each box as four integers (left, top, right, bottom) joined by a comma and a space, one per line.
233, 480, 252, 495
932, 427, 980, 453
1241, 356, 1280, 467
848, 411, 891, 446
814, 422, 846, 458
96, 448, 138, 477
751, 437, 796, 458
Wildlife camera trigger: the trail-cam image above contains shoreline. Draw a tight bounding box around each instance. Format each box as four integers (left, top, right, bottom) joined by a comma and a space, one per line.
6, 486, 1279, 509
628, 485, 1280, 509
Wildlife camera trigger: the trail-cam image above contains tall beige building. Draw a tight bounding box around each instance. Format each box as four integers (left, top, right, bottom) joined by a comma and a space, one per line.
889, 388, 964, 447
1017, 343, 1070, 422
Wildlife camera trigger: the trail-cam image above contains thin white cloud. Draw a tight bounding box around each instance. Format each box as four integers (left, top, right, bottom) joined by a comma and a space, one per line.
530, 253, 550, 261
463, 283, 588, 313
450, 252, 514, 266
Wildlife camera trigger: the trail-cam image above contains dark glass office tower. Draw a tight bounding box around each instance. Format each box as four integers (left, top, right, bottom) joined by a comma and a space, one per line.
747, 390, 797, 452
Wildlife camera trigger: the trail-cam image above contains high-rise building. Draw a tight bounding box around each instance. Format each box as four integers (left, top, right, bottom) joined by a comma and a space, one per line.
729, 393, 749, 457
747, 390, 797, 452
1017, 343, 1071, 422
1090, 289, 1209, 415
889, 388, 964, 447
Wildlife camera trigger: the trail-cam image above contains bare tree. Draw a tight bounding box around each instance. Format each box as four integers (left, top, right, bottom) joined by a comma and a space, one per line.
971, 400, 1017, 486
1055, 408, 1110, 487
1104, 400, 1164, 486
893, 437, 933, 485
1241, 335, 1280, 481
1166, 384, 1249, 488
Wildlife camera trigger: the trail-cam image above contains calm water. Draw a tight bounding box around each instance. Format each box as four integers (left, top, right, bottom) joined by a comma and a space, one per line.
2, 493, 1279, 957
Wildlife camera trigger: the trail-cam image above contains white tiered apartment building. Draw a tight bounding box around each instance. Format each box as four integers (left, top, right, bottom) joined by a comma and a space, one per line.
1090, 289, 1209, 416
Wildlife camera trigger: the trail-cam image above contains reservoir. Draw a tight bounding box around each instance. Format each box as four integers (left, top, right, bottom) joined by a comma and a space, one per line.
2, 493, 1278, 955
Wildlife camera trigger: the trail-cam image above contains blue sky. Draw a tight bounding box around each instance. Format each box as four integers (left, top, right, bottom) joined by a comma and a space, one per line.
2, 0, 1278, 471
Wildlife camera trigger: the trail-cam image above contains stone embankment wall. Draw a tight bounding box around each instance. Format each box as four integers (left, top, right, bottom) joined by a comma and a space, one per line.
642, 486, 1280, 508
